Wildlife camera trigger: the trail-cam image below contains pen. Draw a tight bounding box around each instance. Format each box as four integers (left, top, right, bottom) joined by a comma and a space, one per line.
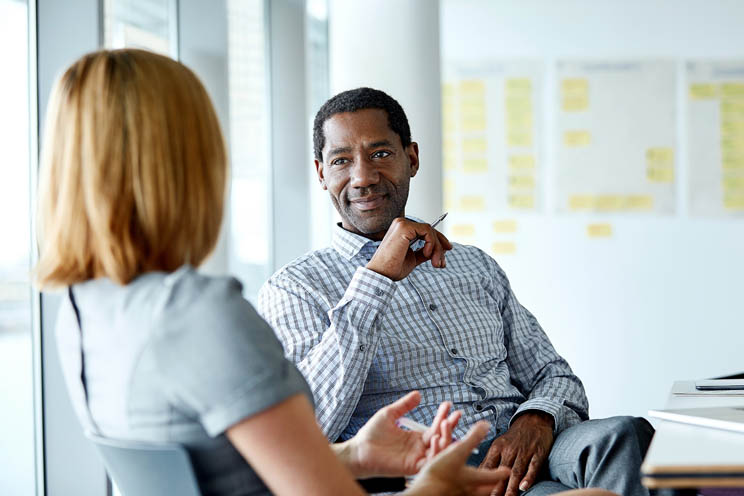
397, 416, 479, 454
409, 212, 448, 247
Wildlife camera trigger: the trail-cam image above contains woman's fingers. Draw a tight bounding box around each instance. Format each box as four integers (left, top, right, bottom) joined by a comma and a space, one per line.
423, 401, 451, 445
384, 391, 421, 420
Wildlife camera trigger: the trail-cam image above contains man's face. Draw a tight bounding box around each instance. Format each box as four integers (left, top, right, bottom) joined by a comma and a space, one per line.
316, 108, 419, 240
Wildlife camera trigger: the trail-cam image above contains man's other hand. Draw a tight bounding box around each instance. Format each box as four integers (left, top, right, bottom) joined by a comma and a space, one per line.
479, 411, 555, 496
366, 217, 452, 281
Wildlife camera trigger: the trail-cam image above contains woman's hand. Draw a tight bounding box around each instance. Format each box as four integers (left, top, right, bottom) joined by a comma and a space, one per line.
407, 421, 511, 496
342, 391, 461, 478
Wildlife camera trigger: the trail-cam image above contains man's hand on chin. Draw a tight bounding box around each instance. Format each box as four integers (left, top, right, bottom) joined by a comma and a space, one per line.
366, 217, 452, 281
479, 411, 555, 496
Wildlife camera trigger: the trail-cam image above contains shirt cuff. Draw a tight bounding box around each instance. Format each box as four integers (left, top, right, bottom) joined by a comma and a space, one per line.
342, 266, 397, 306
509, 398, 565, 434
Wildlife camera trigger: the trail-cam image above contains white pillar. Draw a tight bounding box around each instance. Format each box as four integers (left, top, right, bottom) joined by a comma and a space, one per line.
327, 0, 442, 222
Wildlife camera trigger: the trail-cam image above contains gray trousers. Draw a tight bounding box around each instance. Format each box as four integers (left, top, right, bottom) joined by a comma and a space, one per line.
468, 416, 655, 496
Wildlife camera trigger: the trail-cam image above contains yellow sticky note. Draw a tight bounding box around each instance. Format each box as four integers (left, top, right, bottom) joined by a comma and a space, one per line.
460, 79, 486, 96
491, 242, 517, 255
562, 96, 589, 112
569, 195, 594, 210
442, 103, 456, 133
462, 138, 487, 154
587, 223, 612, 238
443, 152, 457, 171
505, 78, 532, 94
562, 78, 589, 93
463, 158, 488, 173
721, 100, 744, 120
508, 194, 535, 209
646, 147, 674, 164
722, 154, 744, 170
507, 130, 533, 147
564, 130, 591, 147
443, 117, 456, 133
721, 137, 744, 154
720, 120, 744, 138
460, 101, 485, 115
508, 155, 535, 170
722, 176, 744, 190
505, 110, 533, 128
492, 220, 517, 233
508, 175, 535, 188
724, 193, 744, 210
462, 115, 487, 132
721, 83, 744, 98
443, 180, 455, 210
689, 83, 718, 100
625, 195, 654, 211
561, 78, 589, 112
451, 224, 476, 238
595, 195, 624, 211
646, 147, 675, 184
645, 166, 674, 183
505, 97, 533, 114
442, 83, 455, 99
459, 195, 486, 212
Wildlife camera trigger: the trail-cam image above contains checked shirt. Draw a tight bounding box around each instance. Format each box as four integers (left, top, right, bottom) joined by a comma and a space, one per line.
257, 221, 589, 442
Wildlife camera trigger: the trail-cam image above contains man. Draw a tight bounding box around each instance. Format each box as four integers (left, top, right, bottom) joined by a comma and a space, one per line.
258, 87, 653, 496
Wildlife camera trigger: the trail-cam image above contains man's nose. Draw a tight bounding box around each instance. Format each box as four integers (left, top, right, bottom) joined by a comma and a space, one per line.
349, 157, 379, 188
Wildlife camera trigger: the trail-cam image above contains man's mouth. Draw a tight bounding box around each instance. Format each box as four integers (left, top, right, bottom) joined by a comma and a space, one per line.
349, 194, 386, 211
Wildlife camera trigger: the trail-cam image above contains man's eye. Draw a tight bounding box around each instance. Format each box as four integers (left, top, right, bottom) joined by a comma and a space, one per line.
372, 150, 391, 159
331, 158, 349, 166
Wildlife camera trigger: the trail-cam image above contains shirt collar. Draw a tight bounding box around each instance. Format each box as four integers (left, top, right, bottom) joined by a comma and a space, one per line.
331, 215, 424, 261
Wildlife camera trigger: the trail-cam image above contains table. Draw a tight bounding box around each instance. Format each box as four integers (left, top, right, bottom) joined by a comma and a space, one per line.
641, 381, 744, 495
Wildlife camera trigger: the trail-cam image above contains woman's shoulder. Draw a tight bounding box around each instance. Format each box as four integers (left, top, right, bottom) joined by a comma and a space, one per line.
156, 266, 245, 311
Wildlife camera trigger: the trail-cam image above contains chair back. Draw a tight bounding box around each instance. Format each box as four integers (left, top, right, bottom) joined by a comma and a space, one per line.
87, 434, 202, 496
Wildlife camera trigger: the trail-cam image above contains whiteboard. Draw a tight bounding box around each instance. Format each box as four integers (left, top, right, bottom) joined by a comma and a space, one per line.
441, 0, 744, 419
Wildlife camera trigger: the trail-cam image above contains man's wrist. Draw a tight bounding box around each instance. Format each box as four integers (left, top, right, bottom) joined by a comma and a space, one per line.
511, 410, 555, 431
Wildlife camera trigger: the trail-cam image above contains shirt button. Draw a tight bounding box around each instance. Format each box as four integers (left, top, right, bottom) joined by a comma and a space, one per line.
429, 303, 437, 311
359, 344, 366, 352
375, 288, 383, 296
450, 348, 458, 355
474, 403, 484, 412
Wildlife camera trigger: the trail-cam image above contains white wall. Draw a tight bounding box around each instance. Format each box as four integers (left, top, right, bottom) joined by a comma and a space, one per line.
441, 0, 744, 418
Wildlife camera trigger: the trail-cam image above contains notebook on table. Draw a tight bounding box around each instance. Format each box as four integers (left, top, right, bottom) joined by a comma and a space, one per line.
648, 406, 744, 434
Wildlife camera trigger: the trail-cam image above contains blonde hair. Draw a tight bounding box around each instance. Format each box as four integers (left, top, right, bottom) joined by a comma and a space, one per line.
36, 49, 227, 288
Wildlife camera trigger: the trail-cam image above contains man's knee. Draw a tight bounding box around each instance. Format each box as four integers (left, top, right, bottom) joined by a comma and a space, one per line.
583, 416, 655, 454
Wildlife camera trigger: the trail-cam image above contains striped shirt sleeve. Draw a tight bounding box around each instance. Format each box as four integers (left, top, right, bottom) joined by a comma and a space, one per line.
258, 266, 396, 441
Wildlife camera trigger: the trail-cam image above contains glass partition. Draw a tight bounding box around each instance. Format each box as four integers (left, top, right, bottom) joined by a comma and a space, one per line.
0, 0, 36, 494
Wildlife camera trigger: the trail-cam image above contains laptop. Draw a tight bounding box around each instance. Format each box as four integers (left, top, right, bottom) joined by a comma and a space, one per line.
648, 406, 744, 434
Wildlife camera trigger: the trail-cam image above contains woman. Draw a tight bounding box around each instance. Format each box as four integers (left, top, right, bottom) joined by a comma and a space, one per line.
36, 49, 619, 496
35, 48, 504, 496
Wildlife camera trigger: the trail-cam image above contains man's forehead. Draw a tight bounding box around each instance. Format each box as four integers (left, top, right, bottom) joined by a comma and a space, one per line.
322, 109, 400, 151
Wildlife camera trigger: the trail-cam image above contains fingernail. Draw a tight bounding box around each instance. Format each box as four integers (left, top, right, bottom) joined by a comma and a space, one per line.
519, 481, 528, 491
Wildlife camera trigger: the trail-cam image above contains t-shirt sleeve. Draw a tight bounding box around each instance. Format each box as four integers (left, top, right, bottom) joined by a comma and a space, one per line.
149, 273, 312, 437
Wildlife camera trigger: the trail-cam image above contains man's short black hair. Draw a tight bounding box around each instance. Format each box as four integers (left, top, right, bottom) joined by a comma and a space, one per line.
313, 87, 411, 161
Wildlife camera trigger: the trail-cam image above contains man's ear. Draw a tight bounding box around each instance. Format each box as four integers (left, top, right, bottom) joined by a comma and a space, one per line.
315, 159, 328, 190
407, 142, 420, 178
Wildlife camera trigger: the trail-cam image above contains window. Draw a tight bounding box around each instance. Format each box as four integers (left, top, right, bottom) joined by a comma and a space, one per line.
103, 0, 177, 56
226, 0, 271, 300
0, 0, 36, 494
306, 0, 334, 250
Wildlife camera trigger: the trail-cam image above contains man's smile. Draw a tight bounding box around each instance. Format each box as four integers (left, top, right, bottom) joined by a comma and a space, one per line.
349, 194, 387, 211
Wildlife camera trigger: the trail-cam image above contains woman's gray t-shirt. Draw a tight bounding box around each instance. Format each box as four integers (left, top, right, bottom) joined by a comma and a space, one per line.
55, 266, 313, 495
